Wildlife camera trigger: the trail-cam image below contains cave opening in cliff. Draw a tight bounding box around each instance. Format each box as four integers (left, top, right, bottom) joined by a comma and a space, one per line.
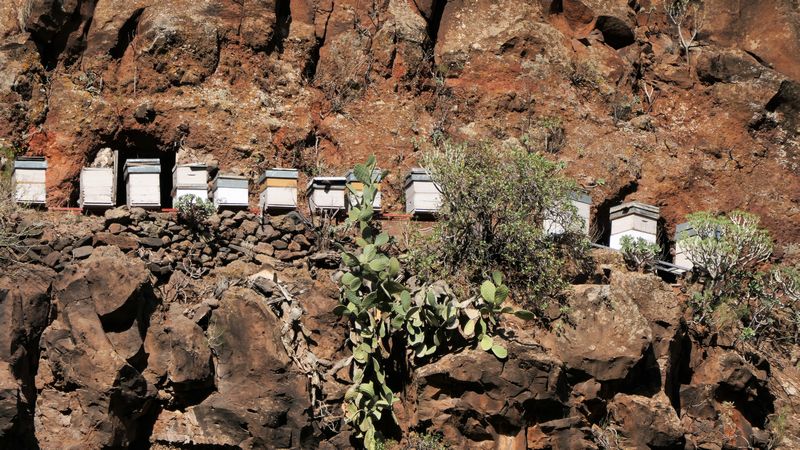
109, 131, 176, 208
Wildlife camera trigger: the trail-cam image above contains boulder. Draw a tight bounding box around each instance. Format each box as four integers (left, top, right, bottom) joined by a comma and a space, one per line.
150, 288, 311, 448
608, 393, 685, 448
413, 343, 568, 447
52, 246, 151, 326
550, 284, 653, 386
143, 304, 213, 403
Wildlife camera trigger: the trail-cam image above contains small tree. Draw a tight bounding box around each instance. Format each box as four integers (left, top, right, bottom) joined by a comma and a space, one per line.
664, 0, 706, 69
414, 141, 588, 313
620, 236, 661, 272
176, 194, 215, 228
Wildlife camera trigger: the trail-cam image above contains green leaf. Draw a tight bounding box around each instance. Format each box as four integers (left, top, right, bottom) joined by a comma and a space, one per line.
491, 343, 508, 359
354, 163, 371, 184
514, 309, 536, 320
492, 271, 503, 286
479, 334, 493, 351
374, 232, 389, 246
341, 272, 357, 286
495, 284, 510, 303
368, 257, 389, 272
463, 318, 476, 336
388, 257, 400, 277
358, 381, 375, 397
342, 252, 359, 267
480, 280, 496, 303
362, 245, 377, 262
355, 237, 369, 248
353, 344, 370, 364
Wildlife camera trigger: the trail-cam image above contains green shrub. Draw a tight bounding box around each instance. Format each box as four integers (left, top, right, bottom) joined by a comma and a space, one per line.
176, 194, 215, 228
412, 141, 588, 313
619, 236, 661, 271
680, 211, 773, 323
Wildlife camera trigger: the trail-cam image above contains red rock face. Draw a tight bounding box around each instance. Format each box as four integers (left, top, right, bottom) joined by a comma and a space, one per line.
1, 0, 798, 243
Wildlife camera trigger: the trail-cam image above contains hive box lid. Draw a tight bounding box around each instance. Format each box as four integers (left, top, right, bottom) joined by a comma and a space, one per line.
675, 222, 697, 239
610, 201, 660, 221
124, 159, 161, 174
569, 191, 592, 205
258, 168, 299, 184
213, 174, 249, 189
346, 169, 383, 183
13, 156, 47, 170
172, 163, 207, 172
307, 177, 347, 190
404, 168, 433, 187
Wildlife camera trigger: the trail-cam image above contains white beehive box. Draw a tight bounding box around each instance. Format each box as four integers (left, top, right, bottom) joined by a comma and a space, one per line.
80, 167, 115, 209
11, 157, 47, 205
212, 174, 249, 209
124, 159, 161, 209
404, 169, 441, 215
673, 222, 696, 270
346, 168, 383, 211
172, 164, 208, 206
609, 201, 660, 250
307, 177, 347, 213
258, 168, 299, 211
544, 192, 592, 235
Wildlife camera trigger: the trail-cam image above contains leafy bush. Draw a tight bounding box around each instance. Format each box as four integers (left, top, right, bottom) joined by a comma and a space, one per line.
620, 236, 661, 271
176, 194, 215, 227
336, 156, 532, 449
412, 141, 588, 313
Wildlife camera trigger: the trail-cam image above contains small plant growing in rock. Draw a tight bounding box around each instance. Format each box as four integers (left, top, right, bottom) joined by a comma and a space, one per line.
664, 0, 706, 69
620, 236, 661, 271
681, 211, 773, 322
336, 156, 533, 449
176, 194, 215, 228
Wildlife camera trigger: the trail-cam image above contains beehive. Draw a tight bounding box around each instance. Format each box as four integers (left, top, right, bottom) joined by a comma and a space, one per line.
124, 159, 161, 209
11, 157, 47, 205
404, 169, 441, 215
80, 167, 115, 209
346, 168, 383, 211
258, 168, 299, 211
212, 174, 249, 209
609, 201, 660, 250
673, 222, 696, 270
544, 191, 592, 235
307, 177, 347, 213
172, 164, 208, 206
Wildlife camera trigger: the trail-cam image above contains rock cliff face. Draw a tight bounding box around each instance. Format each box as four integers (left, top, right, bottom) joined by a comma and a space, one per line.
2, 0, 800, 448
0, 0, 799, 242
1, 209, 800, 448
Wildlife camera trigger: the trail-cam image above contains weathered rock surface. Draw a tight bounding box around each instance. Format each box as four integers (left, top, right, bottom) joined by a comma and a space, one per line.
150, 287, 311, 448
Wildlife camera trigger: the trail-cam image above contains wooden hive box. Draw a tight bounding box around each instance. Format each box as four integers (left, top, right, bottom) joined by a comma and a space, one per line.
306, 177, 347, 213
609, 201, 660, 250
544, 191, 592, 236
258, 168, 299, 212
404, 168, 441, 216
80, 167, 115, 209
673, 222, 696, 270
124, 159, 161, 209
212, 174, 249, 209
11, 157, 47, 205
172, 164, 208, 206
346, 168, 383, 211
